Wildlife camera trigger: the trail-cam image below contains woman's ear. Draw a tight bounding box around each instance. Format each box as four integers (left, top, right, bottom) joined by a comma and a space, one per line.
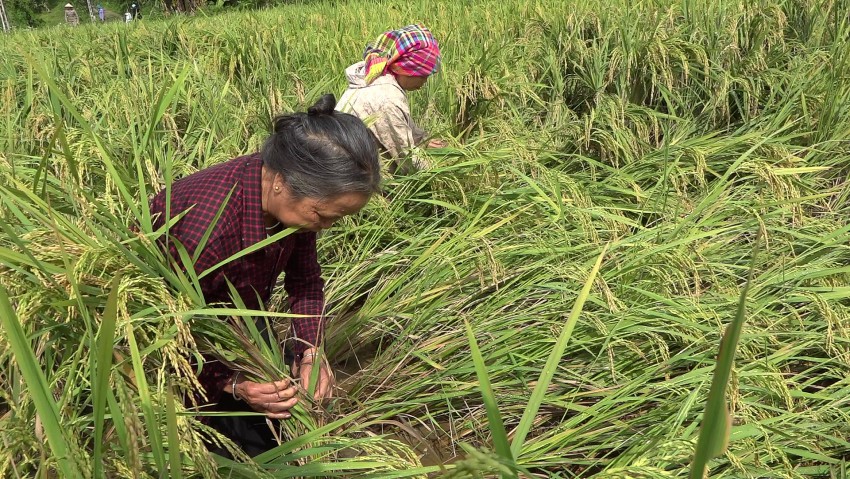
273, 174, 286, 195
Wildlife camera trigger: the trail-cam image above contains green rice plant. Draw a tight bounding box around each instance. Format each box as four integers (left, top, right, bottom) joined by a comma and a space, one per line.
0, 286, 82, 478
511, 244, 609, 458
1, 0, 850, 477
465, 317, 514, 474
689, 235, 760, 478
92, 274, 121, 479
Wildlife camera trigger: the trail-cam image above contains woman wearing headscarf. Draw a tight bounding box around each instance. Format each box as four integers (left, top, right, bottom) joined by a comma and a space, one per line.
337, 24, 445, 174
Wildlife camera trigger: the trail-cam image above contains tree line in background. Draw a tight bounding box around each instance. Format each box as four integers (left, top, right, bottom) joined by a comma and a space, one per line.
0, 0, 304, 29
1, 0, 43, 28
0, 0, 11, 31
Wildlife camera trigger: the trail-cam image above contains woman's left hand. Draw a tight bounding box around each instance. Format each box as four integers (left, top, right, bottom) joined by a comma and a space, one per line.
293, 347, 335, 400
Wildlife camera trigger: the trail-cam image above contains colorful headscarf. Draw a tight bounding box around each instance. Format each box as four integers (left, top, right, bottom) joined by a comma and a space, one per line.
363, 24, 442, 85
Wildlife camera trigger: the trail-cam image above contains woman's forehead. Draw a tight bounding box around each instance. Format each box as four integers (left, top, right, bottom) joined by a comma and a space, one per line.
317, 192, 370, 214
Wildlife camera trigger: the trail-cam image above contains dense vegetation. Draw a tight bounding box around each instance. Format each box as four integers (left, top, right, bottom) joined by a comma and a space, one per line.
1, 0, 849, 477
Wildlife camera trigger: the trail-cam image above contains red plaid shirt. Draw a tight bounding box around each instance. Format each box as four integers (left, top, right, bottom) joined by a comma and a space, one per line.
150, 153, 324, 403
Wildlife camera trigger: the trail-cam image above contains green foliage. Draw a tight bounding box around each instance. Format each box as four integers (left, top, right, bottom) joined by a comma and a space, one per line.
1, 0, 850, 478
690, 237, 759, 479
5, 0, 44, 28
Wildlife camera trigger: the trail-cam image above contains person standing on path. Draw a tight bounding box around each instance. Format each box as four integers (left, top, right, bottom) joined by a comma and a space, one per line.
129, 2, 141, 20
64, 3, 80, 26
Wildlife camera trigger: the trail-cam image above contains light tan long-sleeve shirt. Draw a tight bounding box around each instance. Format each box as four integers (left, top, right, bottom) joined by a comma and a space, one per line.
337, 62, 428, 168
65, 9, 80, 26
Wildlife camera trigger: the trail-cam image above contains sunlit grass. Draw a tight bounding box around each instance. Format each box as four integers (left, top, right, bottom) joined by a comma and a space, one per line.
1, 0, 849, 477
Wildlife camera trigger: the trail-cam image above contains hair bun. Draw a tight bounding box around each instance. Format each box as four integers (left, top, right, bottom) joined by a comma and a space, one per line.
307, 93, 337, 116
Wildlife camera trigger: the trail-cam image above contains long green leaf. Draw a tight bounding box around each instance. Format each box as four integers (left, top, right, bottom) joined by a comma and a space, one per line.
92, 274, 122, 479
689, 235, 761, 479
165, 380, 183, 479
464, 318, 515, 475
126, 323, 167, 474
510, 243, 609, 457
0, 287, 82, 479
199, 227, 298, 279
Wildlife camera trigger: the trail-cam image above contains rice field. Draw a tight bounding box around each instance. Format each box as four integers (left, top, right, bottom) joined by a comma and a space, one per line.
1, 0, 850, 477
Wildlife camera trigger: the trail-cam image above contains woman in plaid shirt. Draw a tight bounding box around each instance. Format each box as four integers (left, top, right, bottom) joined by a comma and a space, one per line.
150, 94, 380, 455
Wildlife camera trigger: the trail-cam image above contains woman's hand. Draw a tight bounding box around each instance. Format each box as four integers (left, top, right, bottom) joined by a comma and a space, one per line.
293, 347, 335, 401
427, 138, 448, 148
224, 378, 298, 419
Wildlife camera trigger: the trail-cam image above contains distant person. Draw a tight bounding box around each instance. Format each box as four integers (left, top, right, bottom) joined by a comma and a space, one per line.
97, 4, 105, 21
124, 11, 132, 22
337, 24, 446, 174
129, 2, 141, 19
64, 3, 80, 26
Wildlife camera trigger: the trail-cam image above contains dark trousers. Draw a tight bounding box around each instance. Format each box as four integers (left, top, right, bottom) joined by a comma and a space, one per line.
207, 394, 280, 458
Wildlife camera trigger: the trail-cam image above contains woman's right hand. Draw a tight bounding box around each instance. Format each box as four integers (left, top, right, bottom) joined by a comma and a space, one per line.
225, 378, 298, 419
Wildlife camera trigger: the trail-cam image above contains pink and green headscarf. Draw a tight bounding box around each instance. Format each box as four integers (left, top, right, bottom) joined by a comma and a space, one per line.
363, 24, 442, 85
